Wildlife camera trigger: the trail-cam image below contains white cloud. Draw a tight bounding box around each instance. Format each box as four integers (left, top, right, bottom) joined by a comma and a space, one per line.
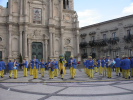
77, 9, 102, 27
122, 3, 133, 14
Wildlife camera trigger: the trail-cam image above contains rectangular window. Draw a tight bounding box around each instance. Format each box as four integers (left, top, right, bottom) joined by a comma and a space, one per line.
127, 30, 131, 36
33, 8, 42, 24
112, 32, 116, 38
0, 51, 2, 61
91, 36, 95, 41
103, 34, 106, 40
128, 49, 132, 57
91, 48, 95, 53
113, 51, 116, 58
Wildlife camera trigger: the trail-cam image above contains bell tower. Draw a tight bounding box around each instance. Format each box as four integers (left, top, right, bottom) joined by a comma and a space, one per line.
63, 0, 74, 10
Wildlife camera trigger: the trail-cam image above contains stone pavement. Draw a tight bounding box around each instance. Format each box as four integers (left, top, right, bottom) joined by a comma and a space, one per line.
0, 68, 133, 100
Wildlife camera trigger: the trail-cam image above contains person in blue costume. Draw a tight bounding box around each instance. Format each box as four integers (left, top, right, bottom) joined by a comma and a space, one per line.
13, 59, 19, 79
53, 58, 59, 77
123, 55, 131, 79
31, 56, 39, 79
22, 58, 29, 77
40, 59, 46, 77
121, 55, 125, 78
85, 58, 90, 77
48, 59, 55, 79
0, 59, 6, 78
97, 58, 102, 75
68, 56, 77, 79
131, 56, 133, 77
0, 61, 2, 78
84, 59, 87, 74
101, 56, 106, 77
7, 60, 14, 78
105, 55, 111, 78
115, 55, 121, 76
86, 56, 94, 78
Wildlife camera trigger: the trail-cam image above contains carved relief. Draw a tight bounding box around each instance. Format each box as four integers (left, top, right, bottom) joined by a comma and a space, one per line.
64, 14, 71, 21
65, 38, 71, 45
33, 8, 42, 24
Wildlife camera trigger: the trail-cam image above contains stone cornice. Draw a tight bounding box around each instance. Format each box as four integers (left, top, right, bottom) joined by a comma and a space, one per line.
63, 9, 76, 14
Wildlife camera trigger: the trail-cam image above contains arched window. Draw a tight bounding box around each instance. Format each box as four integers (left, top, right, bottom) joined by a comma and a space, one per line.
63, 0, 69, 9
63, 0, 66, 9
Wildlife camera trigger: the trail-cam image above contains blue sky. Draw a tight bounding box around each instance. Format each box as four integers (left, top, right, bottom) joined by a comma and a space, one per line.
0, 0, 133, 27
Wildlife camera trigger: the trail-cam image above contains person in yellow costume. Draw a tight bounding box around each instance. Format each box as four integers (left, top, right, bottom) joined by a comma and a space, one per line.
22, 58, 29, 77
68, 56, 77, 79
13, 59, 19, 79
29, 60, 33, 76
59, 55, 66, 79
31, 56, 39, 79
0, 59, 6, 78
48, 59, 55, 79
94, 58, 98, 73
53, 58, 59, 77
40, 59, 46, 77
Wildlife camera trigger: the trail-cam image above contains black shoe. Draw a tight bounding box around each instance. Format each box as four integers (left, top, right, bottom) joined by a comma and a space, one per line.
33, 78, 37, 79
61, 78, 63, 80
9, 76, 11, 78
1, 76, 3, 78
116, 75, 118, 76
49, 78, 51, 79
129, 76, 130, 79
119, 73, 121, 76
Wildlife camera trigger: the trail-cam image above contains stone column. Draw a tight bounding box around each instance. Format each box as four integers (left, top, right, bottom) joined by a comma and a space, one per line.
61, 28, 64, 55
9, 0, 12, 14
24, 27, 28, 58
24, 0, 28, 22
28, 41, 31, 60
52, 33, 55, 56
49, 0, 52, 18
20, 0, 23, 15
45, 39, 48, 62
8, 25, 12, 58
49, 32, 53, 57
76, 30, 80, 54
19, 30, 22, 55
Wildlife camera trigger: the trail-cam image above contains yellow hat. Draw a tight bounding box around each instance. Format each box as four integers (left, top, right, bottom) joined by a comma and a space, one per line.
88, 56, 92, 58
122, 55, 125, 58
70, 56, 73, 58
125, 55, 128, 57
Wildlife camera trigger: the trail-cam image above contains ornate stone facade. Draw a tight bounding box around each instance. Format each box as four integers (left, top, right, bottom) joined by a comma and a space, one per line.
0, 0, 79, 62
80, 15, 133, 59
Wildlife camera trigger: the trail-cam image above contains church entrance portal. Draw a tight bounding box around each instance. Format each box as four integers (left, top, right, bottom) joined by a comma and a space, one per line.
32, 42, 43, 60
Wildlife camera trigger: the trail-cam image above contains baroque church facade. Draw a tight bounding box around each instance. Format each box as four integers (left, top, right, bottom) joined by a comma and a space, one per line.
0, 0, 80, 62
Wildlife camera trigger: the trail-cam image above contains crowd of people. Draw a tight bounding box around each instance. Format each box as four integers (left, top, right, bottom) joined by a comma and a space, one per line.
0, 54, 133, 80
84, 55, 133, 79
0, 55, 77, 80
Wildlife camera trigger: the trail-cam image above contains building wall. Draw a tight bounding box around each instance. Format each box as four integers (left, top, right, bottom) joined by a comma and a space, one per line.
80, 15, 133, 59
0, 0, 80, 62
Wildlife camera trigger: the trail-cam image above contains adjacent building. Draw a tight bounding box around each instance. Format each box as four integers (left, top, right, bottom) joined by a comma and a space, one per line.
0, 0, 80, 62
80, 15, 133, 59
